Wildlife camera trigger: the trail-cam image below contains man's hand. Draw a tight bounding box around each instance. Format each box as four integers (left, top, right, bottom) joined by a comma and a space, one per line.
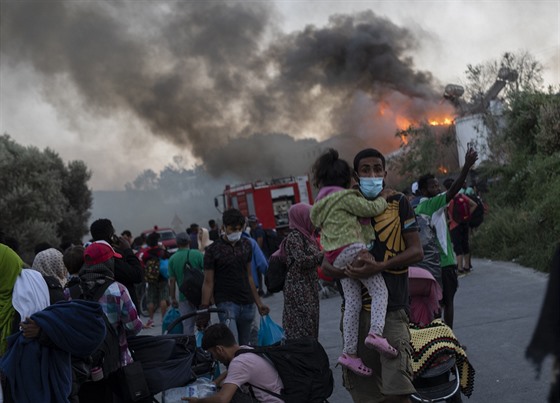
196, 313, 210, 330
258, 304, 270, 316
464, 148, 478, 170
20, 318, 41, 339
182, 397, 199, 402
345, 253, 385, 279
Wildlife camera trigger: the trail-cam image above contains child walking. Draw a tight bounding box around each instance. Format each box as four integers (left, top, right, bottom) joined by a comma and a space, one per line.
310, 149, 398, 377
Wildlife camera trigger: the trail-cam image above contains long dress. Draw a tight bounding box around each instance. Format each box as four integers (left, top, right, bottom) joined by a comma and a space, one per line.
282, 230, 323, 339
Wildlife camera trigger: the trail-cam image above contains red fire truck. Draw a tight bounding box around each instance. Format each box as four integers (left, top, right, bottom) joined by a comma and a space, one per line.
214, 175, 314, 231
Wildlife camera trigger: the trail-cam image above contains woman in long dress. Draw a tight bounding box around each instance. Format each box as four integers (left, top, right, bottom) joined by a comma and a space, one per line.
282, 203, 323, 339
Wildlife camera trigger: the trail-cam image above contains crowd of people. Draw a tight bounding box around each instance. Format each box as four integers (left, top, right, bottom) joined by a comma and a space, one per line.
7, 144, 556, 403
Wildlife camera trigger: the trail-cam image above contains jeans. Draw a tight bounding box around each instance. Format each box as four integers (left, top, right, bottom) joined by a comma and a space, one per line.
178, 300, 197, 336
216, 301, 256, 345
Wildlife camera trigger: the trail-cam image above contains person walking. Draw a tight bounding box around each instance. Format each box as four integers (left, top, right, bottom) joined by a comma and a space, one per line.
281, 203, 323, 340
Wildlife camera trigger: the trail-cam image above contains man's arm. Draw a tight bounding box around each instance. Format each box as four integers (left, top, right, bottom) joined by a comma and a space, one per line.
200, 269, 215, 308
445, 148, 478, 203
182, 382, 238, 403
345, 231, 423, 279
248, 262, 270, 316
467, 196, 478, 215
321, 256, 346, 279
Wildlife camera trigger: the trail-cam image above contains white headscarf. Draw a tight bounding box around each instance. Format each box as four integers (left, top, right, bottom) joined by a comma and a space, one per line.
12, 269, 50, 321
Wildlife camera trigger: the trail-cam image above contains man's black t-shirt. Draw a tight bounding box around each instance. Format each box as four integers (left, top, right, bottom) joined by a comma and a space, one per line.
203, 237, 253, 305
364, 193, 419, 313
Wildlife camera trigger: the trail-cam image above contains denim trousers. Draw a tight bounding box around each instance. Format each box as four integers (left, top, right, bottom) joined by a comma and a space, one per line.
216, 301, 256, 345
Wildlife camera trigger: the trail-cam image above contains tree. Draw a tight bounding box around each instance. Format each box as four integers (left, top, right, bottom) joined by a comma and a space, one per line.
0, 134, 92, 261
463, 51, 544, 104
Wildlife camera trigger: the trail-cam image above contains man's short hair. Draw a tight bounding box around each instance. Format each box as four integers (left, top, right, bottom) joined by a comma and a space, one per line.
353, 148, 386, 172
146, 231, 160, 247
63, 245, 85, 275
208, 219, 216, 228
222, 209, 245, 228
121, 230, 132, 238
202, 323, 237, 350
90, 218, 114, 241
418, 174, 436, 192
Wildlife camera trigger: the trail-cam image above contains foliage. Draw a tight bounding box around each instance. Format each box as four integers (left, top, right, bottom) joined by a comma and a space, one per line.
0, 135, 92, 262
463, 51, 544, 103
389, 123, 457, 187
472, 91, 560, 272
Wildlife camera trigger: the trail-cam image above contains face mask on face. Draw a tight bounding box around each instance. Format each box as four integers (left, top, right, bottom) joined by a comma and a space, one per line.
359, 177, 384, 198
226, 231, 242, 243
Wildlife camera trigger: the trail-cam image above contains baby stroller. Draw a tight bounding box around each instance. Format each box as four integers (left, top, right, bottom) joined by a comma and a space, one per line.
127, 308, 223, 403
408, 267, 475, 403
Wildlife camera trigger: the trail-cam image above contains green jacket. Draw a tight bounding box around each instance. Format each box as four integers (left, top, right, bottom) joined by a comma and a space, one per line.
311, 188, 387, 251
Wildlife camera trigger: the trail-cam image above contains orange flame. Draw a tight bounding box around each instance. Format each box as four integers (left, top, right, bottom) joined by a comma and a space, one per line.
438, 165, 449, 174
400, 134, 409, 145
396, 116, 412, 130
429, 117, 453, 126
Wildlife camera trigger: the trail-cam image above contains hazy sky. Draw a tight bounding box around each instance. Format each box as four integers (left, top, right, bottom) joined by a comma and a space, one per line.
1, 0, 558, 191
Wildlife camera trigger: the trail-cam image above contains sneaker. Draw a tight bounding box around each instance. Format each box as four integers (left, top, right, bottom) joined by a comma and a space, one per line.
364, 333, 398, 358
337, 354, 373, 377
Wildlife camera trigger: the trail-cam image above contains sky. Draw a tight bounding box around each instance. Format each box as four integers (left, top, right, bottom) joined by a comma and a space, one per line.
1, 0, 558, 191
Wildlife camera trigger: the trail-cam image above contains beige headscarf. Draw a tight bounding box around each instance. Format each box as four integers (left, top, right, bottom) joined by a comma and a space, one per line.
32, 248, 68, 287
198, 227, 213, 252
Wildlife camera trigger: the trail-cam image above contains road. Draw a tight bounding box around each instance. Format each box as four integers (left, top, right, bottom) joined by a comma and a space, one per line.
142, 257, 553, 402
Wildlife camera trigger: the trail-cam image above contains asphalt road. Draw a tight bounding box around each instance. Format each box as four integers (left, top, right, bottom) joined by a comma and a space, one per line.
142, 257, 553, 402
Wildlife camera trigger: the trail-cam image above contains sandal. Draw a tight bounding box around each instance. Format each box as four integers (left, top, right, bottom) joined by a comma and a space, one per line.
364, 333, 398, 358
337, 354, 373, 377
144, 319, 154, 328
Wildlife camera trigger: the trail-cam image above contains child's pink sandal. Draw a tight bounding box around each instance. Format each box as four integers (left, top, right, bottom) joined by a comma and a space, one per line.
364, 333, 398, 358
337, 354, 373, 377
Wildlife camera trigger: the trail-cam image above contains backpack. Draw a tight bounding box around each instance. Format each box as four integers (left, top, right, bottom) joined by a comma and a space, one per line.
450, 194, 472, 223
179, 250, 205, 307
264, 229, 282, 256
467, 194, 485, 228
265, 247, 287, 293
144, 257, 161, 284
68, 281, 121, 379
235, 338, 334, 402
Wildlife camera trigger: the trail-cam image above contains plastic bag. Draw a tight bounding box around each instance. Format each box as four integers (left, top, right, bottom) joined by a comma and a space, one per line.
196, 330, 204, 348
159, 258, 170, 279
185, 378, 217, 398
258, 315, 285, 346
162, 307, 183, 334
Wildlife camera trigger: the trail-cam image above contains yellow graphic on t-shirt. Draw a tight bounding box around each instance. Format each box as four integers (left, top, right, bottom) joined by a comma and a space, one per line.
374, 200, 405, 257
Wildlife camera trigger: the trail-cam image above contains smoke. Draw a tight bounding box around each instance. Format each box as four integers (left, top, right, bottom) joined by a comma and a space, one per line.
1, 1, 446, 179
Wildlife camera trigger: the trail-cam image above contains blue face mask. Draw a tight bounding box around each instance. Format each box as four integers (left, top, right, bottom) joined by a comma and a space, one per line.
359, 177, 384, 198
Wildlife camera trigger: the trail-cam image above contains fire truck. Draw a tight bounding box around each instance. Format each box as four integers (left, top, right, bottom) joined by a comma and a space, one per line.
214, 175, 314, 231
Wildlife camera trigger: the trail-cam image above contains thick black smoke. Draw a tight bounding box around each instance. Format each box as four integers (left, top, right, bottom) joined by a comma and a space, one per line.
1, 1, 444, 179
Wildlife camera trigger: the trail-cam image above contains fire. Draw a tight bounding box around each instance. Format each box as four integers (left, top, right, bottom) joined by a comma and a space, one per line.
438, 165, 448, 174
396, 116, 412, 130
400, 134, 409, 145
429, 117, 454, 126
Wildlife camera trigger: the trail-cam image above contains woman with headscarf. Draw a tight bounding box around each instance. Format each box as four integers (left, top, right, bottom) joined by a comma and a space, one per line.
33, 247, 69, 287
281, 203, 323, 339
198, 227, 213, 252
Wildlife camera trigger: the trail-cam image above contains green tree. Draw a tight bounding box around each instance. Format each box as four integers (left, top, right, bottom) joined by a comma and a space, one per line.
0, 135, 92, 262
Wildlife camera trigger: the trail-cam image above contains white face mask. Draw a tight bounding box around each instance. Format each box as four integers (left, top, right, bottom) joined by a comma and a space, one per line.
226, 231, 242, 243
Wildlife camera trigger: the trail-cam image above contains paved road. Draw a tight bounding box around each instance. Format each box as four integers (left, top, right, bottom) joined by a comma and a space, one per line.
142, 257, 553, 402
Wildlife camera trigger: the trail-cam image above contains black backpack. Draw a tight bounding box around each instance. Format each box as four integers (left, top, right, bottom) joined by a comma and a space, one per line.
264, 229, 282, 256
69, 280, 121, 378
467, 194, 485, 228
179, 250, 205, 308
235, 338, 334, 402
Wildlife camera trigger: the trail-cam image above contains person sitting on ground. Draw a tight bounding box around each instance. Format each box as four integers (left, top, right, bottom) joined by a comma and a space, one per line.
183, 323, 283, 403
310, 148, 394, 377
168, 232, 204, 336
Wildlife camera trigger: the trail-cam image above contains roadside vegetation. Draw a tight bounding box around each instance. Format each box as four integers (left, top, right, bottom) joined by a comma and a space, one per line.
391, 52, 560, 272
